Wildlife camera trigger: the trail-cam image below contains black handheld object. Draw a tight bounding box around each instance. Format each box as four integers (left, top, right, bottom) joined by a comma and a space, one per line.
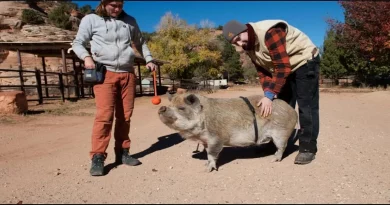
83, 62, 106, 84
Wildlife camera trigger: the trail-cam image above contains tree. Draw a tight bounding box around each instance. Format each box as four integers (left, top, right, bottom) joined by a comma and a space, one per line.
328, 1, 390, 76
199, 19, 215, 29
21, 9, 45, 25
79, 5, 92, 15
241, 54, 258, 83
25, 0, 48, 16
338, 46, 369, 86
188, 28, 222, 80
48, 2, 77, 30
216, 34, 243, 81
148, 12, 221, 80
320, 28, 348, 85
141, 31, 156, 43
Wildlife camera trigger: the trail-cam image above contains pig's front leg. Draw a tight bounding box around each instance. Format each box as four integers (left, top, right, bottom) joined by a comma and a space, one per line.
205, 137, 224, 172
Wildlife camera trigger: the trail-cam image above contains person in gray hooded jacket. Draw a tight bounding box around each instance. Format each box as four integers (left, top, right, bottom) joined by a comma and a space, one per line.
72, 0, 158, 176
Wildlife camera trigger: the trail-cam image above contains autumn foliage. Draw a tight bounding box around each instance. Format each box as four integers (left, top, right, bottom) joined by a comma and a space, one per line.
328, 1, 390, 67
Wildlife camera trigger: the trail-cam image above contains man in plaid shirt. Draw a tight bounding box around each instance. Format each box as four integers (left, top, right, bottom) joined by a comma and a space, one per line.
223, 20, 320, 165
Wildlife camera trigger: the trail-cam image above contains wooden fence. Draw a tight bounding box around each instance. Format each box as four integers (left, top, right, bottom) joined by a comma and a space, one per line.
0, 68, 93, 104
0, 68, 230, 104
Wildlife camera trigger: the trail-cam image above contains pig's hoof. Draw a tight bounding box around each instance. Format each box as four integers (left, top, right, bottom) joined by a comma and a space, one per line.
207, 165, 216, 172
205, 160, 217, 172
271, 156, 282, 162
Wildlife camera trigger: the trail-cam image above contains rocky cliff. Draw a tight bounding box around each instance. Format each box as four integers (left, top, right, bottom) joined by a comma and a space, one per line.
0, 1, 78, 43
0, 1, 84, 87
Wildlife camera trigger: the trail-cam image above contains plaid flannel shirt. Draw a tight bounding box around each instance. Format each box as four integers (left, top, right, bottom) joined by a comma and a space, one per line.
256, 26, 292, 99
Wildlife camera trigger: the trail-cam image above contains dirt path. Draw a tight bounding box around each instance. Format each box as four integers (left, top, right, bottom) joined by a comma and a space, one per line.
0, 87, 389, 204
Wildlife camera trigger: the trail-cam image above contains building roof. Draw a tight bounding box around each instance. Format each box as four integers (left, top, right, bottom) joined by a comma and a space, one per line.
0, 41, 169, 66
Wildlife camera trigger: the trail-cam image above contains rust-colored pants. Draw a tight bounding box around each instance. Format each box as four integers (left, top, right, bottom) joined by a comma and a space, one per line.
90, 70, 136, 159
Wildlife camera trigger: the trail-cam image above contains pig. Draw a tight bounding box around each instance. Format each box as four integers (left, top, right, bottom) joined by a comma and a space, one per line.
158, 92, 298, 172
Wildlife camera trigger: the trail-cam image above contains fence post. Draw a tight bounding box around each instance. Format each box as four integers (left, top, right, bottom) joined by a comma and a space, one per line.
72, 58, 80, 99
157, 64, 162, 86
137, 62, 142, 95
74, 70, 80, 99
35, 68, 43, 104
61, 48, 70, 99
59, 71, 65, 102
17, 49, 24, 92
41, 57, 49, 97
80, 70, 85, 98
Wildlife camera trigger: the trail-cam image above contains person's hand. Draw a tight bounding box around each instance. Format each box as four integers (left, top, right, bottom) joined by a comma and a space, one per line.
257, 97, 273, 117
84, 56, 95, 69
146, 61, 158, 72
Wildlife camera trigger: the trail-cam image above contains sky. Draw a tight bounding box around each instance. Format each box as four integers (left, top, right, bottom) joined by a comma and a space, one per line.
73, 1, 345, 48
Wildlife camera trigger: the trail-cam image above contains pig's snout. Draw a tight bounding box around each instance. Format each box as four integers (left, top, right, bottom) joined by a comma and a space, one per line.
158, 106, 167, 114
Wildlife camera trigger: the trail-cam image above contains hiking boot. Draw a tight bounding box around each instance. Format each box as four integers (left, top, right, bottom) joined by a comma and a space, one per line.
115, 148, 141, 166
90, 153, 105, 176
294, 152, 316, 164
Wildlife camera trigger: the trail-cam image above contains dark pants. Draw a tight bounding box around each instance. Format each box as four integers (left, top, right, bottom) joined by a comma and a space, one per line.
277, 56, 320, 153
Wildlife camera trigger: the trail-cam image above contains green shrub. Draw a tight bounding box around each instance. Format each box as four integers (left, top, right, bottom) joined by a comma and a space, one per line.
79, 5, 92, 15
21, 9, 45, 25
48, 2, 77, 30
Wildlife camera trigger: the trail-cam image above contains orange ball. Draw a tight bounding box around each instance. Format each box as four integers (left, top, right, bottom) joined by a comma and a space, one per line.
152, 96, 161, 105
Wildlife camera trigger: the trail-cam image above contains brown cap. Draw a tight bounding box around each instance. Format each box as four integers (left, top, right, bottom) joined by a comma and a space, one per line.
223, 20, 247, 42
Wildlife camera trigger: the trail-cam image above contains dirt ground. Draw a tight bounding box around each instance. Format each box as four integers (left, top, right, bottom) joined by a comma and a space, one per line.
0, 86, 389, 204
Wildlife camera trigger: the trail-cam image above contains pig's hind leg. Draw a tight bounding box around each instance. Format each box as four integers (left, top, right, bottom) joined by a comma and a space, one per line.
263, 129, 291, 162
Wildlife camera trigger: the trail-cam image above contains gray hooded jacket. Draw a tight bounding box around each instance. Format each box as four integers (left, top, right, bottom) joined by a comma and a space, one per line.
72, 11, 153, 73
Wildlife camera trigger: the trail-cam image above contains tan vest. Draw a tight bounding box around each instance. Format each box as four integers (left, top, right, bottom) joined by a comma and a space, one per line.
247, 20, 319, 73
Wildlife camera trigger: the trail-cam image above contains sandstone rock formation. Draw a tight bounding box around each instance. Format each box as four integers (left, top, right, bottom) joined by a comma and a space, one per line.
0, 91, 28, 114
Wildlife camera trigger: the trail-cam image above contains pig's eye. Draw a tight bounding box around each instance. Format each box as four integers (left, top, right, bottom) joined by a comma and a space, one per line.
177, 106, 186, 111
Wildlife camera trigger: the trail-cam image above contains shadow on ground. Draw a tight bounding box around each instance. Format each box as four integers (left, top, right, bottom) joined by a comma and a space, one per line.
26, 110, 45, 115
132, 133, 184, 159
103, 133, 184, 175
192, 130, 299, 169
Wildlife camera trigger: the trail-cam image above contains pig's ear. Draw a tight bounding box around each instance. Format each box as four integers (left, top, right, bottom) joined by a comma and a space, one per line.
184, 94, 200, 106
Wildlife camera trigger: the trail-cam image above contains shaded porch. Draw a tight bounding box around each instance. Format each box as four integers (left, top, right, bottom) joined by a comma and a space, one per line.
0, 41, 169, 104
